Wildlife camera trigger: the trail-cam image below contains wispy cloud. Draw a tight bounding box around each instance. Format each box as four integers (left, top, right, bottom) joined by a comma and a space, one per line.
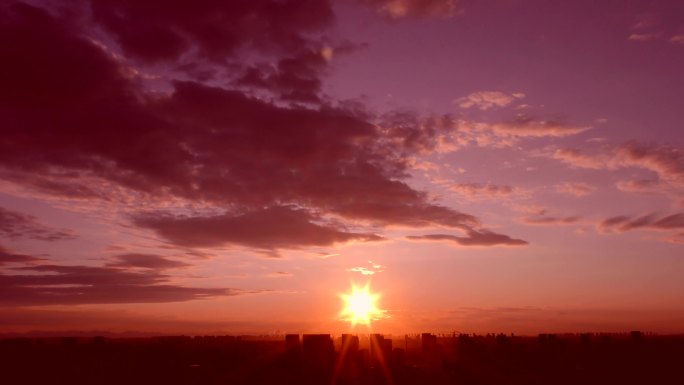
552, 144, 684, 199
628, 32, 663, 42
455, 91, 525, 111
106, 254, 191, 270
449, 183, 523, 201
554, 182, 596, 197
598, 212, 684, 233
0, 246, 43, 266
491, 115, 590, 138
522, 215, 582, 226
348, 260, 386, 276
0, 207, 75, 242
0, 262, 253, 306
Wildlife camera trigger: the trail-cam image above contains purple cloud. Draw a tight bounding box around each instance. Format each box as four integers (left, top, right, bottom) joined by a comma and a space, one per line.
106, 254, 191, 270
134, 206, 383, 250
0, 263, 251, 306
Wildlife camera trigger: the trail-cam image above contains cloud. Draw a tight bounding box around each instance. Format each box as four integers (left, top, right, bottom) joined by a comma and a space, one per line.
0, 171, 102, 199
598, 213, 684, 233
491, 115, 590, 138
631, 13, 660, 30
332, 202, 478, 229
348, 267, 376, 275
455, 91, 524, 110
348, 260, 386, 275
516, 206, 581, 227
614, 143, 684, 184
0, 246, 42, 265
407, 229, 528, 246
626, 12, 680, 44
91, 0, 334, 63
106, 254, 191, 270
615, 179, 663, 193
552, 148, 607, 169
628, 32, 663, 42
266, 271, 293, 278
554, 182, 596, 197
134, 206, 383, 250
552, 144, 684, 189
449, 116, 590, 150
359, 0, 462, 19
236, 50, 327, 102
668, 232, 684, 244
0, 262, 249, 306
0, 207, 74, 241
0, 2, 523, 251
522, 215, 581, 226
450, 183, 516, 200
626, 9, 684, 45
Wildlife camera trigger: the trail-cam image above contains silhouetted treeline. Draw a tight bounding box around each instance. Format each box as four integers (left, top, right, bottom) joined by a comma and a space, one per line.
1, 331, 683, 385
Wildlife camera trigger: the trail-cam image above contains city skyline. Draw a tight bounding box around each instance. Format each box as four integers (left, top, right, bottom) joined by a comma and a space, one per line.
5, 332, 680, 385
1, 0, 683, 336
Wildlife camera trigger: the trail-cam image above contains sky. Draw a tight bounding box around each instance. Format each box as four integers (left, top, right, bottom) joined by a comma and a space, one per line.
1, 0, 683, 336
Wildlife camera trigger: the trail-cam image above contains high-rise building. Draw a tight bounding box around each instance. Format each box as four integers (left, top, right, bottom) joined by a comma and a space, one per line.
302, 334, 334, 369
369, 334, 392, 366
285, 334, 300, 352
340, 334, 359, 354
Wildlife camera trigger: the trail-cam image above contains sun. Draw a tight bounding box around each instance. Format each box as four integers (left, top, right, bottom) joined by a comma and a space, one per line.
339, 282, 384, 326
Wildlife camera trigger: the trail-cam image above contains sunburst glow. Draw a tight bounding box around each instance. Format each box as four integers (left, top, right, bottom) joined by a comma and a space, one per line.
339, 283, 384, 326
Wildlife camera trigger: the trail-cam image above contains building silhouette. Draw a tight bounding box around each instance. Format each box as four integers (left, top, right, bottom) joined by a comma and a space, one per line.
1, 331, 683, 385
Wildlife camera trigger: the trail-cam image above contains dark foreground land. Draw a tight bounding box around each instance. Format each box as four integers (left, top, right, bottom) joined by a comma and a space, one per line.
1, 332, 683, 385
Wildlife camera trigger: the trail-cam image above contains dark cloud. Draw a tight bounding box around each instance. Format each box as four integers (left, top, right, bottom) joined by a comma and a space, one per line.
106, 254, 191, 270
0, 2, 521, 251
0, 172, 102, 199
598, 213, 684, 233
236, 49, 328, 102
134, 206, 383, 250
0, 246, 42, 265
0, 2, 179, 184
0, 263, 247, 306
91, 0, 334, 63
377, 111, 454, 153
407, 229, 528, 246
0, 207, 74, 241
332, 201, 478, 230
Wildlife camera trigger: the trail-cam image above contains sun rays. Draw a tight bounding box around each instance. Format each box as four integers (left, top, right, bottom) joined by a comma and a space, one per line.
339, 282, 386, 327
